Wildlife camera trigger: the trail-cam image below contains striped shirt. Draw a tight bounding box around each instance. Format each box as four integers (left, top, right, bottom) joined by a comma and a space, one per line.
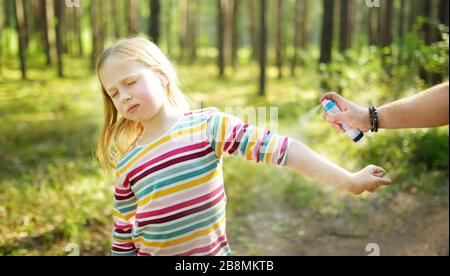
112, 107, 291, 256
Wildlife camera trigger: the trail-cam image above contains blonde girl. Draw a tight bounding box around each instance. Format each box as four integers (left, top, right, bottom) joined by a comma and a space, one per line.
96, 37, 391, 256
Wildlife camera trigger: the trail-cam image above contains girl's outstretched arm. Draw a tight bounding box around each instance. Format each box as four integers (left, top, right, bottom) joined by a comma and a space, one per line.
206, 109, 391, 195
286, 139, 391, 195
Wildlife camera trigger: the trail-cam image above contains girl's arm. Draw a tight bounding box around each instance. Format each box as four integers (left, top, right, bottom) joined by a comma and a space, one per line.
286, 139, 391, 195
207, 110, 391, 195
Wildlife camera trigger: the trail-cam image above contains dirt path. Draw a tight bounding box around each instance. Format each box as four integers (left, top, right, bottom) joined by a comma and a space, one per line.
227, 193, 449, 256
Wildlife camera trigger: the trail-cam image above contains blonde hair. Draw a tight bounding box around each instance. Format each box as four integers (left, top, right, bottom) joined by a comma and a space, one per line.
95, 36, 190, 173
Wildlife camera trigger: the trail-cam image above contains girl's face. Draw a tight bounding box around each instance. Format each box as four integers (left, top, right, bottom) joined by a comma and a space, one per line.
99, 55, 168, 122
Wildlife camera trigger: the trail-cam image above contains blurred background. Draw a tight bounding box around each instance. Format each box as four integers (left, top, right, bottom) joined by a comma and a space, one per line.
0, 0, 448, 256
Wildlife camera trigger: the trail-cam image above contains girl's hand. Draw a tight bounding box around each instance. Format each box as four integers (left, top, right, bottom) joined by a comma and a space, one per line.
346, 165, 392, 195
320, 92, 371, 133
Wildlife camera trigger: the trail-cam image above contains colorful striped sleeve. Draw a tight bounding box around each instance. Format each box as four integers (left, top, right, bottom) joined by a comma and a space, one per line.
206, 110, 291, 166
111, 175, 137, 256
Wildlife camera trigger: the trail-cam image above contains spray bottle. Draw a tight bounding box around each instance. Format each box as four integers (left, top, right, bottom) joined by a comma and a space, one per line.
321, 99, 364, 142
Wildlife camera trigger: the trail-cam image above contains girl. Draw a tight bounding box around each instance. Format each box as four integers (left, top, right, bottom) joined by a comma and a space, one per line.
96, 37, 391, 256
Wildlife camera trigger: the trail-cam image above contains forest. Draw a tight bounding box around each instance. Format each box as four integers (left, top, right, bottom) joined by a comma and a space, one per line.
0, 0, 448, 256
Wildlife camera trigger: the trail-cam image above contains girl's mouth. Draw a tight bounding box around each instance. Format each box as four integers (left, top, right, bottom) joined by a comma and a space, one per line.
127, 104, 140, 114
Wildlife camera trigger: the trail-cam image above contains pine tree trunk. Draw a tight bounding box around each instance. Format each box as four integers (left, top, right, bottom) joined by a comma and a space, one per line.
438, 0, 449, 28
247, 0, 259, 62
231, 0, 240, 69
149, 0, 161, 44
128, 0, 139, 35
300, 0, 308, 49
259, 0, 267, 96
14, 0, 27, 79
0, 0, 3, 75
408, 0, 418, 32
189, 0, 198, 61
319, 0, 334, 64
382, 0, 393, 47
75, 6, 83, 57
22, 0, 29, 48
54, 0, 63, 77
376, 3, 383, 46
180, 0, 188, 60
368, 7, 376, 45
339, 0, 353, 53
275, 0, 282, 79
217, 0, 225, 77
112, 0, 121, 39
291, 0, 302, 76
398, 0, 406, 38
91, 0, 98, 70
165, 0, 173, 56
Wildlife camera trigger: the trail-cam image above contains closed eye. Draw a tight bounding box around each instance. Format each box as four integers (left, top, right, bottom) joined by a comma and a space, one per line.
127, 79, 137, 86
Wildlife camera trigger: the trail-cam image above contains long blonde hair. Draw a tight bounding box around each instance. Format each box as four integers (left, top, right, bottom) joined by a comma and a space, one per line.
95, 36, 190, 173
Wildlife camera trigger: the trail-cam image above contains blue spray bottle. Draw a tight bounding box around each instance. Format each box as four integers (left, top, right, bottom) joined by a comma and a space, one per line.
321, 99, 364, 142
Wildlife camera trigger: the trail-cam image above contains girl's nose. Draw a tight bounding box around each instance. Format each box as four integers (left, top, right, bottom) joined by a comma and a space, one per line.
120, 90, 132, 103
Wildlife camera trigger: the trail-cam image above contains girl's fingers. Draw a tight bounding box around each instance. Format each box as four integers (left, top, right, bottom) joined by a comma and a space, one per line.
370, 166, 392, 185
373, 171, 385, 177
372, 175, 392, 186
371, 165, 386, 175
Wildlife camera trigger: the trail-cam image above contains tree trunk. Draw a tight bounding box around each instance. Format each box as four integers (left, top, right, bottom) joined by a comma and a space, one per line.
149, 0, 161, 44
128, 0, 139, 35
39, 0, 52, 65
259, 0, 267, 97
74, 4, 83, 57
339, 0, 353, 53
291, 0, 302, 76
0, 0, 4, 75
247, 0, 259, 61
54, 0, 63, 77
408, 0, 418, 32
180, 0, 188, 60
112, 0, 121, 39
376, 3, 383, 46
14, 0, 27, 79
22, 0, 29, 48
165, 0, 173, 56
217, 0, 225, 77
398, 0, 406, 38
419, 0, 443, 84
275, 0, 282, 79
189, 0, 198, 61
300, 0, 308, 49
382, 0, 393, 47
438, 0, 449, 28
319, 0, 334, 64
368, 7, 376, 45
223, 0, 234, 67
91, 0, 99, 70
231, 0, 240, 69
